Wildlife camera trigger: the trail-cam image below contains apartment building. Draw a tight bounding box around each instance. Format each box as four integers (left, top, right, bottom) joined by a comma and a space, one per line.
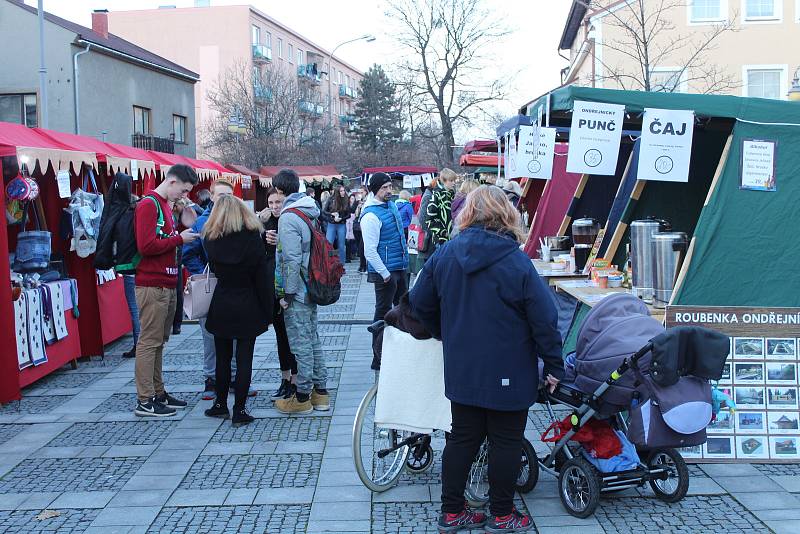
559, 0, 800, 99
105, 4, 364, 154
0, 0, 198, 157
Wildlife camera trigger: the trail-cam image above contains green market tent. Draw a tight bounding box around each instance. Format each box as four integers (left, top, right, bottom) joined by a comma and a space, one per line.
525, 86, 800, 308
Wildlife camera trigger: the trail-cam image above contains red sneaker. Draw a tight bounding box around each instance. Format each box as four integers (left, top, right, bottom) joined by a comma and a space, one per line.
437, 508, 487, 532
485, 508, 533, 532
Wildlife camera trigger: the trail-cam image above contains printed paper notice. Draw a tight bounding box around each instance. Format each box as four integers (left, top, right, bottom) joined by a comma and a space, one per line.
403, 175, 419, 189
638, 108, 694, 183
514, 126, 556, 180
130, 159, 139, 180
566, 100, 625, 176
741, 139, 777, 191
57, 170, 71, 198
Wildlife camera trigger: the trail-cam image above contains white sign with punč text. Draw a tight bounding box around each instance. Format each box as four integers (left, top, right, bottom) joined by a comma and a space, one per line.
566, 100, 625, 176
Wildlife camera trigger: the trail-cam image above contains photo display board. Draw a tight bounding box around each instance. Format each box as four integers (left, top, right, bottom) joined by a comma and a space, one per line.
666, 306, 800, 462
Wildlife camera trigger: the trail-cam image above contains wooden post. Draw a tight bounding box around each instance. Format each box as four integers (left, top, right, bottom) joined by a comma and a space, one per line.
557, 173, 589, 236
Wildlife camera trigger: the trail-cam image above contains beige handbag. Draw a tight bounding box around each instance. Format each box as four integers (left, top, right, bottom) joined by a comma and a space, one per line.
183, 264, 217, 320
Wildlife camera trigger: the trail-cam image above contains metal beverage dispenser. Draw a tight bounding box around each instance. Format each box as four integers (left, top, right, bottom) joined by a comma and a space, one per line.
630, 218, 670, 303
652, 232, 688, 308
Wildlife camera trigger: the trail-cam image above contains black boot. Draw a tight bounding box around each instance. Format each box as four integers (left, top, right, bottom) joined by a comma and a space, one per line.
122, 347, 136, 359
271, 379, 290, 400
204, 402, 229, 419
232, 408, 254, 427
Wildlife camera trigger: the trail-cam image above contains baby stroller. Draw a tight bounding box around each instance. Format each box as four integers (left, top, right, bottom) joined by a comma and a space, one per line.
534, 293, 730, 517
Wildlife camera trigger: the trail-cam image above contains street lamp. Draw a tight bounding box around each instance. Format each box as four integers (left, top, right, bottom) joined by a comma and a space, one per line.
327, 35, 376, 128
788, 67, 800, 102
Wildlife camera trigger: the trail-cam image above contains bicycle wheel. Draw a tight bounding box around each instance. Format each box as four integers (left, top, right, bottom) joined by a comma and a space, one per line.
465, 440, 490, 508
352, 384, 411, 492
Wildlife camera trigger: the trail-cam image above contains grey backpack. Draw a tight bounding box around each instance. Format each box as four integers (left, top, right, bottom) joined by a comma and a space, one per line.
627, 375, 712, 449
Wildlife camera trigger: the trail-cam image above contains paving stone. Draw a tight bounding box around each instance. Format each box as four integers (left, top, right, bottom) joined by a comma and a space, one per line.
371, 500, 528, 533
31, 372, 105, 390
0, 508, 101, 533
50, 421, 178, 446
90, 393, 203, 413
0, 395, 74, 414
754, 463, 800, 477
180, 454, 321, 489
594, 495, 768, 533
0, 458, 144, 493
50, 491, 116, 509
210, 415, 329, 443
0, 424, 30, 445
714, 475, 784, 493
145, 505, 309, 533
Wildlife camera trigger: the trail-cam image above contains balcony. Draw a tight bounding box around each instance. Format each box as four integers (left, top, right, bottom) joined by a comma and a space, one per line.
339, 114, 356, 128
252, 44, 272, 62
298, 101, 323, 117
132, 133, 174, 154
297, 64, 321, 84
253, 83, 272, 102
339, 84, 357, 99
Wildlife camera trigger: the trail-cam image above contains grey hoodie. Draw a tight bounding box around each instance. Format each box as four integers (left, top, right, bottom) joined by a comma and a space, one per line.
277, 193, 320, 303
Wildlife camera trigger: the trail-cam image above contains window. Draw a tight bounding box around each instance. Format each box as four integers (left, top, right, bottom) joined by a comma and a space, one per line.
288, 44, 293, 63
649, 69, 686, 92
265, 32, 271, 48
297, 49, 304, 65
278, 38, 283, 58
133, 106, 151, 135
251, 25, 260, 45
0, 93, 37, 127
743, 0, 780, 20
346, 74, 350, 88
173, 115, 187, 144
690, 0, 726, 22
744, 67, 785, 99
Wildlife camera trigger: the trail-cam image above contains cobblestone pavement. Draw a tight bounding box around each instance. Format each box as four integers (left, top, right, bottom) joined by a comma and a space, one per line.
0, 267, 797, 533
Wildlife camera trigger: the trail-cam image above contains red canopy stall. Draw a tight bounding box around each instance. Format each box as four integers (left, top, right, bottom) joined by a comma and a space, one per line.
0, 122, 96, 401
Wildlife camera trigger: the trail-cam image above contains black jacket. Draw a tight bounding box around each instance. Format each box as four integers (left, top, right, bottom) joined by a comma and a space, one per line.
94, 172, 137, 273
204, 229, 273, 339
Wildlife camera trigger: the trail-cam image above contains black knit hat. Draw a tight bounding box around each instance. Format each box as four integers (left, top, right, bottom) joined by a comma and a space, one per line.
368, 172, 392, 195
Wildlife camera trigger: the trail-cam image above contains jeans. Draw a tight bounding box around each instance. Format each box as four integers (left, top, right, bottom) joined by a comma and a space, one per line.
371, 271, 408, 352
354, 229, 367, 271
325, 222, 347, 263
284, 299, 327, 395
123, 275, 140, 345
274, 304, 297, 374
198, 317, 216, 379
134, 286, 176, 401
441, 402, 528, 517
214, 337, 255, 410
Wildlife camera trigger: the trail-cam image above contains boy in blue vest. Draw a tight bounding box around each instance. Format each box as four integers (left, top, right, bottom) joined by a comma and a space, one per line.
361, 172, 409, 345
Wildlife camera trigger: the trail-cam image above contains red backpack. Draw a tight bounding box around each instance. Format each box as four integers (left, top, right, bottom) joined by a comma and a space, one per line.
286, 208, 345, 306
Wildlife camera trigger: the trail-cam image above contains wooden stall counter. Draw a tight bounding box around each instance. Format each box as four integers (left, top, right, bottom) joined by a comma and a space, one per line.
554, 279, 665, 323
532, 259, 588, 287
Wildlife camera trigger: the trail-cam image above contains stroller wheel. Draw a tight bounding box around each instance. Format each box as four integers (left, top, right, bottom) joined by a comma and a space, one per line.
405, 442, 434, 473
647, 448, 689, 503
516, 438, 539, 493
558, 457, 600, 518
465, 440, 490, 508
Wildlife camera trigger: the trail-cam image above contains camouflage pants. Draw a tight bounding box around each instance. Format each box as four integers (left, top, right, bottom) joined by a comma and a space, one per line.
284, 300, 327, 395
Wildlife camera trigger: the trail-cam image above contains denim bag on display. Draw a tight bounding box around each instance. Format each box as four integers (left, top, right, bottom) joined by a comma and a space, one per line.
15, 202, 51, 272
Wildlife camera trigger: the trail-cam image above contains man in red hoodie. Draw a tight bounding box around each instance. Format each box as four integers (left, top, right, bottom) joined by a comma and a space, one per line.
134, 164, 199, 417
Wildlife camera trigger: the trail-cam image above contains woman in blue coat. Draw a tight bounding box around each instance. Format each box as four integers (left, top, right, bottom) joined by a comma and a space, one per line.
410, 185, 563, 533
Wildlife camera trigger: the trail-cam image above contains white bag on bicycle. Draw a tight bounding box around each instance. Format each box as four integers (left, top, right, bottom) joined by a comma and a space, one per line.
375, 326, 451, 434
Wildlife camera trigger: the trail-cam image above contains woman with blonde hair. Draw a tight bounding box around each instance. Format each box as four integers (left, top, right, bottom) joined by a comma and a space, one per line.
202, 195, 273, 427
410, 185, 563, 532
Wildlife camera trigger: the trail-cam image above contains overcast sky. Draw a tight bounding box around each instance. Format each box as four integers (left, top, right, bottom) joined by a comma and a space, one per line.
28, 0, 572, 141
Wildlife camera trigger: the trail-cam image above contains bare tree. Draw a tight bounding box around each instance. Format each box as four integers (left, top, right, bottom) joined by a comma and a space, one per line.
388, 0, 509, 167
577, 0, 739, 94
203, 61, 330, 168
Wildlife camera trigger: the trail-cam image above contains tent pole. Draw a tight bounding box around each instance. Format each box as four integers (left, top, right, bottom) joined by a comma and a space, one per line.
557, 173, 589, 236
671, 133, 733, 305
604, 178, 646, 262
597, 150, 634, 257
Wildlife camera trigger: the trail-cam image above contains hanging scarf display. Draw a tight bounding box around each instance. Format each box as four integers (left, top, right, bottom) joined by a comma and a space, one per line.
40, 283, 68, 344
14, 292, 32, 370
24, 289, 47, 366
